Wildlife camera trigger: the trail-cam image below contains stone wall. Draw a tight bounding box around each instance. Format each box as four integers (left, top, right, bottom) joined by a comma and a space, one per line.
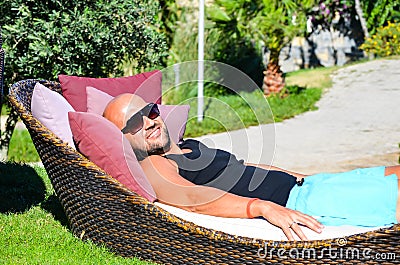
279, 13, 366, 73
280, 30, 365, 72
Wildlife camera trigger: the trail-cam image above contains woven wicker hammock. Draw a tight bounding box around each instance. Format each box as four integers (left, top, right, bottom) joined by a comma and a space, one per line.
8, 79, 400, 264
0, 30, 4, 123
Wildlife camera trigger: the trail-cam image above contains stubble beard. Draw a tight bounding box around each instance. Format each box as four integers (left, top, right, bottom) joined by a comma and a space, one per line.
132, 123, 172, 161
146, 125, 172, 156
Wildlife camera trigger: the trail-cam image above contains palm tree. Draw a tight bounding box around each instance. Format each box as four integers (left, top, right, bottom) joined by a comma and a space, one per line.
252, 1, 314, 94
209, 0, 314, 95
354, 0, 369, 39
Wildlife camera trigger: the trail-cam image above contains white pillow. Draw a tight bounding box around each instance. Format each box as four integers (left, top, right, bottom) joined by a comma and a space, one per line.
31, 83, 76, 149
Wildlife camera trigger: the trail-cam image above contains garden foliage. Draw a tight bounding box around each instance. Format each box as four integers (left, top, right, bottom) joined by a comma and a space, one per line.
0, 0, 167, 85
307, 0, 353, 32
207, 0, 314, 95
361, 22, 400, 57
0, 0, 167, 159
310, 0, 399, 34
361, 0, 399, 35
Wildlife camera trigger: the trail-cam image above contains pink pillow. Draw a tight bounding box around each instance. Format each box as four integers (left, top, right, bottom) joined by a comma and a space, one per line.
158, 104, 190, 144
31, 83, 76, 149
86, 86, 190, 143
86, 86, 113, 114
59, 70, 162, 112
68, 111, 157, 202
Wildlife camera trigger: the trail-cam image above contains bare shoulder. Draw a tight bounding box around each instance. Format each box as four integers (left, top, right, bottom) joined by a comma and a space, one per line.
140, 154, 191, 187
140, 155, 178, 174
146, 155, 169, 163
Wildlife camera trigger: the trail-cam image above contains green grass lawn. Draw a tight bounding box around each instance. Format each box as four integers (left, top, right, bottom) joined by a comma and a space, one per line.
0, 162, 154, 265
184, 86, 322, 136
8, 129, 39, 162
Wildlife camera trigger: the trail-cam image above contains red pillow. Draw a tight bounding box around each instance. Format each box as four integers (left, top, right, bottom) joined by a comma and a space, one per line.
68, 111, 157, 202
59, 70, 162, 112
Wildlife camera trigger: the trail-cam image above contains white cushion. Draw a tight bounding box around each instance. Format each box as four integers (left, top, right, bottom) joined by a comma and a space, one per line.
31, 83, 76, 149
155, 202, 385, 241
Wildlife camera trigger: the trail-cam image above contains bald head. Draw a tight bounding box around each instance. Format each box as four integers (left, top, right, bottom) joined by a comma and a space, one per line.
103, 94, 172, 159
103, 94, 147, 129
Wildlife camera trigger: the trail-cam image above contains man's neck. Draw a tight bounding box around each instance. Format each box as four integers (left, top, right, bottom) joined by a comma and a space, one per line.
162, 141, 182, 155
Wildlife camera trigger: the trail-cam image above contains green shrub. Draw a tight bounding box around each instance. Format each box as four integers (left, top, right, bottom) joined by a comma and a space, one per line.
361, 0, 399, 35
361, 22, 400, 57
0, 0, 167, 85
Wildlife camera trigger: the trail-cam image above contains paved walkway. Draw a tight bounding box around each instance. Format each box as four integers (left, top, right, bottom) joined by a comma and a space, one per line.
196, 59, 400, 174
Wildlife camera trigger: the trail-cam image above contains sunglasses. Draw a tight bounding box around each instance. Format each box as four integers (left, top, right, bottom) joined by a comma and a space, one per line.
121, 103, 160, 135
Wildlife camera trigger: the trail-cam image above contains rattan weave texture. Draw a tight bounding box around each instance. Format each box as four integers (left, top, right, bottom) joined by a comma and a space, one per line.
0, 31, 4, 112
9, 79, 400, 264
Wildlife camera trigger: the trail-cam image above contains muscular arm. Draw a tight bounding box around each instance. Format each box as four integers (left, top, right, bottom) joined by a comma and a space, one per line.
141, 155, 249, 217
245, 163, 308, 178
140, 155, 322, 240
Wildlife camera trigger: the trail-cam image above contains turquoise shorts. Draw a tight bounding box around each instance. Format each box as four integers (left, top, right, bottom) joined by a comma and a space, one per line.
286, 166, 398, 227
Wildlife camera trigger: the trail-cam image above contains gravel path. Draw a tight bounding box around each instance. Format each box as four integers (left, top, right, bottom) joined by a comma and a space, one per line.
196, 59, 400, 174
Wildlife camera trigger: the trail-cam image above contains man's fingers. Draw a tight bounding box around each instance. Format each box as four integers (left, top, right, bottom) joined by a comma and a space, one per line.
302, 213, 323, 227
290, 222, 308, 241
262, 202, 324, 241
304, 217, 324, 233
282, 226, 295, 241
295, 213, 324, 233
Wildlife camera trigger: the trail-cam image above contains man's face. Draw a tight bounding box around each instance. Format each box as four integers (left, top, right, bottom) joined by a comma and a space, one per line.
123, 103, 171, 160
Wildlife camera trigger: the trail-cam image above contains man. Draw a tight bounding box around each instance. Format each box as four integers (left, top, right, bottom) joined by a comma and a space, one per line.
103, 94, 400, 241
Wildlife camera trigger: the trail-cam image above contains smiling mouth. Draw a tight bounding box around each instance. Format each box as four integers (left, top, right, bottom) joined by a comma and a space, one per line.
147, 127, 161, 139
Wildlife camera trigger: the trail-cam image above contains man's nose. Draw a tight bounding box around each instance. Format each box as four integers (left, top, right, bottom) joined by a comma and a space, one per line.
142, 115, 156, 129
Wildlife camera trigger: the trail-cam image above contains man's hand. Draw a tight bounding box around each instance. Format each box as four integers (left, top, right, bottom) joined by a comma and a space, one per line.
251, 200, 324, 241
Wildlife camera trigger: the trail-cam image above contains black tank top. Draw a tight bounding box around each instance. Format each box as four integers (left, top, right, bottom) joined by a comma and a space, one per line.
164, 139, 297, 206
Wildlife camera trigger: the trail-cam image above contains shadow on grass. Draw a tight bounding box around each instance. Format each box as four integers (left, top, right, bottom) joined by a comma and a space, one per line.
0, 162, 46, 213
41, 194, 70, 227
0, 161, 69, 227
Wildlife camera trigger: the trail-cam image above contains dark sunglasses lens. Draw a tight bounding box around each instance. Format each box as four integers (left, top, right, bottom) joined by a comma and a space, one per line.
147, 104, 160, 120
123, 114, 143, 134
121, 104, 159, 134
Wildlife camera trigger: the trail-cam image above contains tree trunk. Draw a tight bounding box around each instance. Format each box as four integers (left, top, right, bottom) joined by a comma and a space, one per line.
262, 61, 285, 96
354, 0, 370, 39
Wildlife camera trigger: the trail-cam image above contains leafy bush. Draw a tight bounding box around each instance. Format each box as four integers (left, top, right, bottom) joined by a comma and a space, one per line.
0, 0, 167, 85
361, 0, 399, 35
361, 22, 400, 57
